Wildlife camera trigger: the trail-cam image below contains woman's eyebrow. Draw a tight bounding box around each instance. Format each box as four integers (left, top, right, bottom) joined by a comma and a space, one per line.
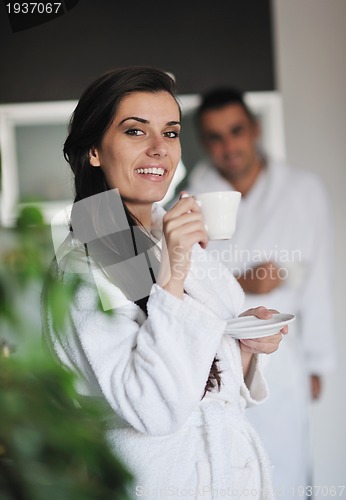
119, 116, 148, 125
118, 116, 181, 126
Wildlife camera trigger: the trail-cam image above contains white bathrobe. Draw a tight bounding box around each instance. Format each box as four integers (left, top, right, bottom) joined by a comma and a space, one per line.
44, 203, 275, 500
187, 160, 336, 497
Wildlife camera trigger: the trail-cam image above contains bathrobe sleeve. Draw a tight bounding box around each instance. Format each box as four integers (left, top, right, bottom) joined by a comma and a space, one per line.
240, 354, 269, 406
299, 175, 337, 374
184, 243, 245, 319
184, 244, 269, 405
48, 266, 228, 437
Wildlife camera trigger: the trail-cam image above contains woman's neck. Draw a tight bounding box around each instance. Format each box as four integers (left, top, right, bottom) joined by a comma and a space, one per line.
125, 202, 153, 231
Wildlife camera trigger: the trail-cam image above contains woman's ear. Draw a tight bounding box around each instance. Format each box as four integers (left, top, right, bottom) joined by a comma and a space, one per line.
89, 147, 101, 167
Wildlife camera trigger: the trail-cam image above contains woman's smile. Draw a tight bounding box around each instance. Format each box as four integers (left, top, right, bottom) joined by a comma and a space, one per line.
134, 163, 168, 182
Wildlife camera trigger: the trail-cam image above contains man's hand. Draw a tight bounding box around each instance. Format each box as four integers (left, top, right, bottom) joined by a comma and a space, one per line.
310, 375, 322, 400
237, 261, 283, 295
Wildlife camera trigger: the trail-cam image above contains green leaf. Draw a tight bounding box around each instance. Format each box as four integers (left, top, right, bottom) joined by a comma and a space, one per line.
16, 206, 45, 229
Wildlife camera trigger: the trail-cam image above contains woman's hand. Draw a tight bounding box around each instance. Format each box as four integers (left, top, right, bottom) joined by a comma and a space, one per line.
239, 306, 288, 355
238, 306, 288, 378
159, 192, 208, 298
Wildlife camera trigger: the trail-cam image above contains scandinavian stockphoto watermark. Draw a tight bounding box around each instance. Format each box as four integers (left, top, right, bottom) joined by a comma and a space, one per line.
51, 189, 304, 312
172, 244, 303, 283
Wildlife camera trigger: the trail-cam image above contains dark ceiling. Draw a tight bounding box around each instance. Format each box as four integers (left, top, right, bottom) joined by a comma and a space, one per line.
0, 0, 275, 103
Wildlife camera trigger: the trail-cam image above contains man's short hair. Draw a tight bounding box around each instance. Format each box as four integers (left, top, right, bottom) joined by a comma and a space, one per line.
196, 88, 255, 130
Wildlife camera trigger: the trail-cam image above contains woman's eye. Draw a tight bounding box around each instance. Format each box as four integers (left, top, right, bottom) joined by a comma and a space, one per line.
125, 129, 144, 136
164, 131, 180, 138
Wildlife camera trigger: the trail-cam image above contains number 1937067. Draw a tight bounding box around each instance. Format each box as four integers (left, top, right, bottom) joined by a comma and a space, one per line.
6, 3, 62, 14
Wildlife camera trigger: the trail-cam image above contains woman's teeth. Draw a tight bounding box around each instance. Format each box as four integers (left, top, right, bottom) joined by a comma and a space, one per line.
134, 167, 165, 176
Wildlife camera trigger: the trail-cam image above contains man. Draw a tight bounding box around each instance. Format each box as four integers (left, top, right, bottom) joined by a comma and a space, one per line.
185, 88, 336, 497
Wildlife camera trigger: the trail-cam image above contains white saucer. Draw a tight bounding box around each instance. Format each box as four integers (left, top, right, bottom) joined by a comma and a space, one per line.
225, 313, 295, 339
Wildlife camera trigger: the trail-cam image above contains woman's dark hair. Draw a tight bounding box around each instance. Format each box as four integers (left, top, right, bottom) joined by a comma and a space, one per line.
64, 66, 179, 203
64, 66, 221, 398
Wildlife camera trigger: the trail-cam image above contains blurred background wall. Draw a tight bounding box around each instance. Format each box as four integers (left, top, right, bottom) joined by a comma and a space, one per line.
272, 0, 346, 488
1, 0, 345, 491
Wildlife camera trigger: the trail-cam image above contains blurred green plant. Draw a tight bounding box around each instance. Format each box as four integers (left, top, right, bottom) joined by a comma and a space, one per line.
0, 206, 132, 499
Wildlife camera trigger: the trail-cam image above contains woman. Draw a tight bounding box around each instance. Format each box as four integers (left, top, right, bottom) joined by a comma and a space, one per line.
44, 67, 286, 499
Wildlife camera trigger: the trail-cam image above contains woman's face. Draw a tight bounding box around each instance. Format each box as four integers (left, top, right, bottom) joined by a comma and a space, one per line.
89, 91, 181, 207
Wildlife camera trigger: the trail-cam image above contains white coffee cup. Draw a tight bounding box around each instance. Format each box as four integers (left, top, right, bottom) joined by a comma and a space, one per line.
194, 191, 241, 240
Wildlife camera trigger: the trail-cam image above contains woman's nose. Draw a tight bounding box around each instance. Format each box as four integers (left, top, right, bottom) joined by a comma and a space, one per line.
146, 134, 168, 158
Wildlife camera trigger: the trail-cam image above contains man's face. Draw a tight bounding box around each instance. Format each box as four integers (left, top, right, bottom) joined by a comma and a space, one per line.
199, 103, 259, 181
